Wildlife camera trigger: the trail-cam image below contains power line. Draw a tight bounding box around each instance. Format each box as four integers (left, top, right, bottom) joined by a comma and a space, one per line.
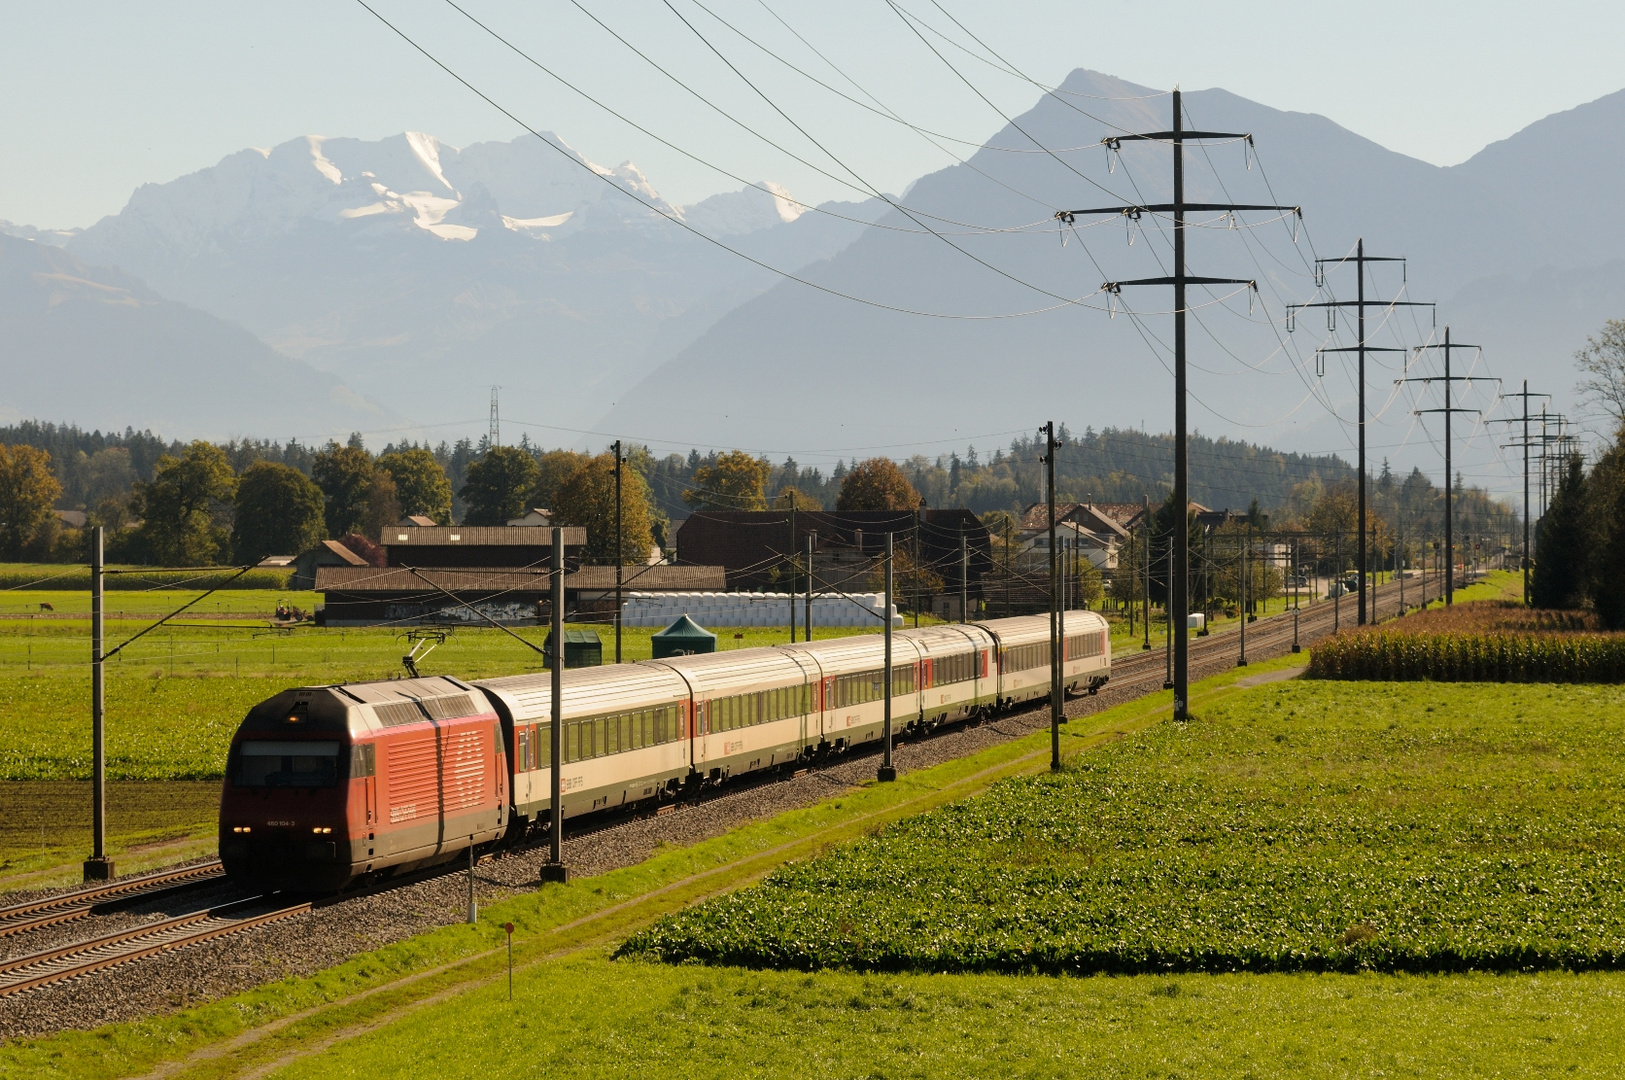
1054, 89, 1298, 723
353, 0, 1104, 321
1286, 240, 1434, 624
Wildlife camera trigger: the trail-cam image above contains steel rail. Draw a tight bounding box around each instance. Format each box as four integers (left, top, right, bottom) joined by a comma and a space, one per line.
0, 894, 306, 997
0, 861, 226, 939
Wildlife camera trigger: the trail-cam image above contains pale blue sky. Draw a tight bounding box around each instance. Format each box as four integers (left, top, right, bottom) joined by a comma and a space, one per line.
3, 0, 1623, 229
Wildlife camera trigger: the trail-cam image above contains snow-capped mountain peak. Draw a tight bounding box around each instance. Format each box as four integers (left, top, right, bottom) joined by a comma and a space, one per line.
69, 130, 687, 264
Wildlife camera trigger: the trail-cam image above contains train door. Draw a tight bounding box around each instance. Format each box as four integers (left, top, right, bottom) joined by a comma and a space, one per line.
821, 675, 837, 742
693, 699, 709, 765
354, 741, 378, 834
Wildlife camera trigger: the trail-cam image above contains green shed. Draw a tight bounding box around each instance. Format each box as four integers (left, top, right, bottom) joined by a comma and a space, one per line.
650, 615, 717, 659
545, 628, 603, 668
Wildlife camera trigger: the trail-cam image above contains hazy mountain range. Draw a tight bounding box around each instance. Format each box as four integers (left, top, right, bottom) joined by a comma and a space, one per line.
3, 69, 1621, 472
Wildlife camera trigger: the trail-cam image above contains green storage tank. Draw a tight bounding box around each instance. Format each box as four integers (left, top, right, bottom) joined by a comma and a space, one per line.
650, 615, 717, 658
545, 628, 603, 668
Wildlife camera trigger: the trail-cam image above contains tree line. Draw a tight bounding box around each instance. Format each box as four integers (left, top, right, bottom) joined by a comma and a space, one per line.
0, 421, 1515, 572
0, 429, 933, 568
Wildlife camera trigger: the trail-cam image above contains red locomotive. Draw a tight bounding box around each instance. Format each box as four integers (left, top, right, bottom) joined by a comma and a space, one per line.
218, 675, 508, 892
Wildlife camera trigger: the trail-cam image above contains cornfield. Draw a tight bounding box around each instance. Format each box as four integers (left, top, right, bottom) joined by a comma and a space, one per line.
1309, 601, 1624, 682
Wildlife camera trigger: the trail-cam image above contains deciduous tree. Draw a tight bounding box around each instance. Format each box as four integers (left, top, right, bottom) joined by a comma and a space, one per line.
231, 461, 326, 562
553, 453, 654, 564
134, 441, 237, 565
1575, 318, 1625, 430
836, 457, 922, 512
361, 470, 401, 541
460, 446, 540, 526
311, 442, 374, 538
0, 444, 62, 559
773, 486, 821, 511
377, 448, 452, 524
683, 450, 771, 511
531, 449, 593, 512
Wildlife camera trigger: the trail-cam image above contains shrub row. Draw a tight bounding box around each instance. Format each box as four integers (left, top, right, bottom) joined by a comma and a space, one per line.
1309, 630, 1625, 682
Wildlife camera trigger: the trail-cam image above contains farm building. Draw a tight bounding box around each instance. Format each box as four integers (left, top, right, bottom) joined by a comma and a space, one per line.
381, 525, 586, 568
313, 524, 732, 626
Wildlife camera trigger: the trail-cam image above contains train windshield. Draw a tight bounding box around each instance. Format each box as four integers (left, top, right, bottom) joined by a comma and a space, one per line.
233, 740, 341, 788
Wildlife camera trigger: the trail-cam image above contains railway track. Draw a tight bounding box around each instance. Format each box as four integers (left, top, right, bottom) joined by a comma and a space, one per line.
0, 861, 225, 940
1105, 570, 1445, 692
0, 894, 308, 997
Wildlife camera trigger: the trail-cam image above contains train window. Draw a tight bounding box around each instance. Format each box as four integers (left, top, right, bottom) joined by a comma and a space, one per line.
567, 723, 580, 763
618, 714, 631, 752
234, 740, 340, 788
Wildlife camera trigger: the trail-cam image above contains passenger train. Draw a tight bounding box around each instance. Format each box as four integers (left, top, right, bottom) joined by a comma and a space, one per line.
218, 612, 1110, 892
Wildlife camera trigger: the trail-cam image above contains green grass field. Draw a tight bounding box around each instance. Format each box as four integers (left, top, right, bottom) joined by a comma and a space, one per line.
0, 782, 220, 883
7, 660, 1625, 1076
270, 957, 1625, 1080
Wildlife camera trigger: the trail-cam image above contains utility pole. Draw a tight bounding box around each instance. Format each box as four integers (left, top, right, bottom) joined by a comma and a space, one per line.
879, 533, 897, 783
540, 527, 568, 884
788, 502, 798, 643
1238, 526, 1248, 667
489, 386, 500, 447
1493, 381, 1551, 608
1288, 240, 1433, 626
1163, 542, 1173, 690
83, 527, 112, 882
1142, 496, 1151, 652
959, 530, 969, 624
805, 533, 815, 641
613, 439, 623, 663
1334, 534, 1342, 633
1057, 88, 1297, 721
1404, 326, 1494, 606
1041, 421, 1062, 771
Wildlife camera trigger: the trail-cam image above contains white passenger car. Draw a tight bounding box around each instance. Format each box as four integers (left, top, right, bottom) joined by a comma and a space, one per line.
472, 611, 1110, 836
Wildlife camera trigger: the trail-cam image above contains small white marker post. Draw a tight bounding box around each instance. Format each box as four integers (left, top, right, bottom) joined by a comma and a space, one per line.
504, 921, 515, 999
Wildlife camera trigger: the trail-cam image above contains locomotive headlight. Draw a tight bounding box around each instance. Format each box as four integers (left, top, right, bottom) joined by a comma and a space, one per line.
232, 826, 252, 834
312, 826, 332, 834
